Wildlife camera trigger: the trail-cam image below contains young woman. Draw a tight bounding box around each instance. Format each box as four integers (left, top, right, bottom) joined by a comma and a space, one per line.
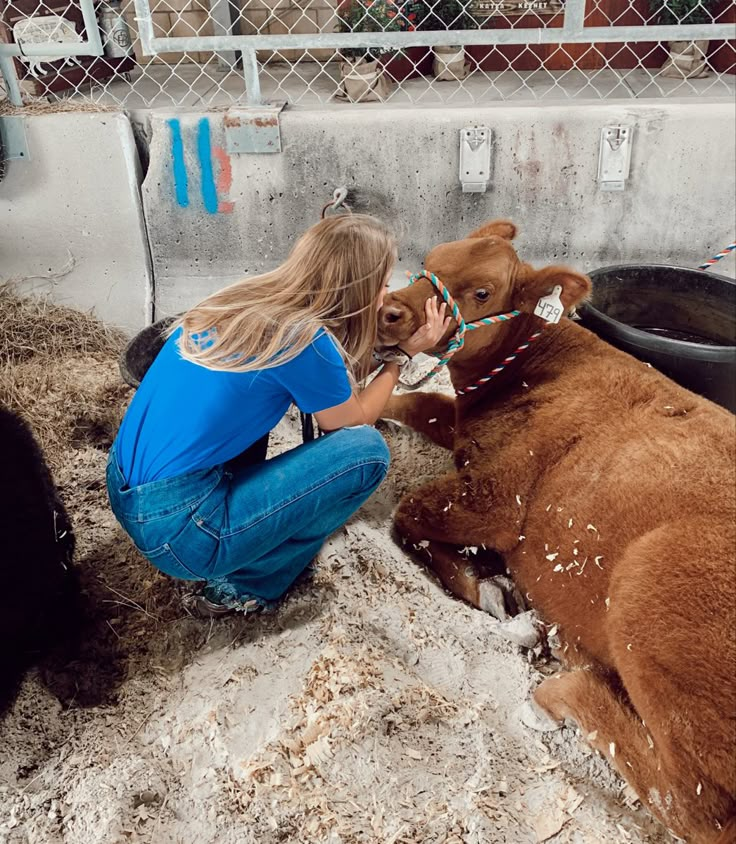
107, 215, 449, 617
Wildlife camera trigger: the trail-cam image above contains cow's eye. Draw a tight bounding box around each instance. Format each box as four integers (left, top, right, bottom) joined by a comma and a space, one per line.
475, 289, 491, 302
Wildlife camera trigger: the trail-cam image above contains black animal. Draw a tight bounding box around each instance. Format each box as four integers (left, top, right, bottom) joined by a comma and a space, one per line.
0, 403, 80, 713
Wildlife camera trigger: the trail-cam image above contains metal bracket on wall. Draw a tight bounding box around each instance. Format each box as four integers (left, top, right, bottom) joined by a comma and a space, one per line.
0, 116, 30, 163
459, 126, 492, 193
223, 102, 286, 154
598, 125, 633, 191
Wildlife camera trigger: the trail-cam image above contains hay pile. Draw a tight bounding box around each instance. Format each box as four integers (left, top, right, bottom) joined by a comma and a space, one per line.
0, 285, 130, 467
0, 289, 668, 844
0, 98, 118, 117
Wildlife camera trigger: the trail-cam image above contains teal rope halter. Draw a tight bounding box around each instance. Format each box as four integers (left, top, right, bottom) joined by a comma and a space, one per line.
406, 270, 523, 385
407, 270, 467, 376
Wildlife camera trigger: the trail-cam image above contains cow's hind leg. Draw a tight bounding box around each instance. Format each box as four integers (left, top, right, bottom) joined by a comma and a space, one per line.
534, 669, 732, 843
533, 523, 736, 843
395, 472, 522, 618
534, 669, 660, 791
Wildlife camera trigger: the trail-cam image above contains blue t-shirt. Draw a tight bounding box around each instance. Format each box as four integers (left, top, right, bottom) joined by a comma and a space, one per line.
115, 327, 352, 486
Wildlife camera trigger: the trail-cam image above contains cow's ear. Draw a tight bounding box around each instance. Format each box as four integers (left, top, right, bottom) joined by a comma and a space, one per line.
517, 265, 592, 312
467, 220, 517, 241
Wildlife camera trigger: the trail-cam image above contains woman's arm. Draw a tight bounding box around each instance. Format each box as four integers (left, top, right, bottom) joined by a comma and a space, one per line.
314, 363, 401, 431
315, 297, 449, 432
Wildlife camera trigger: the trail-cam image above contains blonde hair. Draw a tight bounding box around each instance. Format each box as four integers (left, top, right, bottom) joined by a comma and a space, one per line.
173, 215, 396, 381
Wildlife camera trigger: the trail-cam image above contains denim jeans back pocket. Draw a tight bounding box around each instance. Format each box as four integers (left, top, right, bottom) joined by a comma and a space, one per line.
189, 471, 230, 541
140, 511, 220, 581
145, 542, 203, 581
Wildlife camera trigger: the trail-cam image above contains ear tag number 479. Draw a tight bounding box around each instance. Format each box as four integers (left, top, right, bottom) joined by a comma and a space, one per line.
534, 285, 564, 324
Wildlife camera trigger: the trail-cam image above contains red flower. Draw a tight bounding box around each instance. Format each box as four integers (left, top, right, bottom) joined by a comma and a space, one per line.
408, 23, 415, 29
408, 12, 416, 18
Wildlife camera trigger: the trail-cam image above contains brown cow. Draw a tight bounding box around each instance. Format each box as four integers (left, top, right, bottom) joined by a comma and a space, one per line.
377, 220, 736, 844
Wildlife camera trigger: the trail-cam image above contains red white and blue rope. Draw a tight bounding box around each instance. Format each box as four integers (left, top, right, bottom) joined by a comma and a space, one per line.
455, 330, 544, 395
698, 242, 736, 271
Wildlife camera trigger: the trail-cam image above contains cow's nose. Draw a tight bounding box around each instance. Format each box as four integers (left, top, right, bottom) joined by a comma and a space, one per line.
380, 304, 408, 328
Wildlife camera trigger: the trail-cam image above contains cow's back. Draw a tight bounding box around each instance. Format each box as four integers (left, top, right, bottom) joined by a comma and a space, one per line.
496, 324, 735, 667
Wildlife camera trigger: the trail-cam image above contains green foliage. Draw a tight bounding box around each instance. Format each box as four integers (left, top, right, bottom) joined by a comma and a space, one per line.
417, 0, 475, 31
649, 0, 713, 26
337, 0, 419, 61
337, 0, 476, 62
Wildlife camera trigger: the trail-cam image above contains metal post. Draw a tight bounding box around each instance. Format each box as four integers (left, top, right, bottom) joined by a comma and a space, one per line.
132, 0, 156, 55
562, 0, 586, 36
0, 55, 23, 106
208, 0, 239, 70
79, 0, 105, 56
242, 46, 262, 105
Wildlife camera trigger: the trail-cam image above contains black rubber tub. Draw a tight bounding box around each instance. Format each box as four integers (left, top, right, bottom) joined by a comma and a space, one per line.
119, 316, 176, 388
578, 264, 736, 413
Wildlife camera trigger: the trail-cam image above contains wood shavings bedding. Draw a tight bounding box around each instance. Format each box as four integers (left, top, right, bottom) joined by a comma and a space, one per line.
0, 297, 669, 842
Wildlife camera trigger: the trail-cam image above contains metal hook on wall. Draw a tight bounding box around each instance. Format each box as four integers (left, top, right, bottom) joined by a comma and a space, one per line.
320, 186, 352, 219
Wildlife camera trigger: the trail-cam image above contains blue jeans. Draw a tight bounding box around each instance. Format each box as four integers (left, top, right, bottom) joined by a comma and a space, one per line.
106, 426, 389, 606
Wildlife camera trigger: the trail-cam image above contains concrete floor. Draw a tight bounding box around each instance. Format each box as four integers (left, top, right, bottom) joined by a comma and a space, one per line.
86, 56, 735, 110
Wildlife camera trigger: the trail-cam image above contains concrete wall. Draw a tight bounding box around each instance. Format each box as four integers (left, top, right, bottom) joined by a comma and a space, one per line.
143, 100, 736, 319
0, 112, 152, 333
2, 102, 734, 332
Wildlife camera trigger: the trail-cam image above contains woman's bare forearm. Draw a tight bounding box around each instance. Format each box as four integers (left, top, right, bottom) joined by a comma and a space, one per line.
354, 363, 400, 425
314, 363, 399, 431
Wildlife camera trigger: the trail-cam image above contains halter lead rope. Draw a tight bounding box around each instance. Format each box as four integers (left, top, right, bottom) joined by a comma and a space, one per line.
404, 269, 546, 397
697, 242, 736, 271
455, 330, 544, 395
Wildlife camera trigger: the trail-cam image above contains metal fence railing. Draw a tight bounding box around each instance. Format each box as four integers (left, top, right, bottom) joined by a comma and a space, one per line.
0, 0, 734, 107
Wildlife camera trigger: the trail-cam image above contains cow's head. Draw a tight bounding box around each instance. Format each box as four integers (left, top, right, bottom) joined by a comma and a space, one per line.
378, 220, 591, 363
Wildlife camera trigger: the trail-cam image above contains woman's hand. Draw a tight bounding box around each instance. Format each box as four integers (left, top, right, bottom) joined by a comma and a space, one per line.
318, 297, 450, 431
400, 296, 452, 358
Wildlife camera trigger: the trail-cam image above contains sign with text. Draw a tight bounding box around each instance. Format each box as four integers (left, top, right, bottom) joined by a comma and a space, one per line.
471, 0, 563, 17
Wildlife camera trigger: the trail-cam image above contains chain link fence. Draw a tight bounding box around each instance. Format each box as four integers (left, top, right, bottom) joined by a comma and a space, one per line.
0, 0, 734, 108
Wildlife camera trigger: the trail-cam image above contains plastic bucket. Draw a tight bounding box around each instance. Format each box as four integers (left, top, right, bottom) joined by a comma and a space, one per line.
578, 264, 736, 412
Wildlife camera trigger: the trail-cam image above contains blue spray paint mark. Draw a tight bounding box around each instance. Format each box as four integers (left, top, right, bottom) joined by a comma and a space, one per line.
197, 118, 218, 215
167, 118, 189, 208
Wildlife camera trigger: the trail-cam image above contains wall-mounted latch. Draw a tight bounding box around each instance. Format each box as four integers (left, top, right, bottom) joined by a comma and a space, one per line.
223, 102, 285, 155
598, 125, 633, 192
459, 126, 491, 193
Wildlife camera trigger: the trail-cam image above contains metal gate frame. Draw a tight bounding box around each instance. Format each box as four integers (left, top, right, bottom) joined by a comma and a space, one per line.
1, 0, 733, 107
0, 0, 103, 104
130, 0, 735, 104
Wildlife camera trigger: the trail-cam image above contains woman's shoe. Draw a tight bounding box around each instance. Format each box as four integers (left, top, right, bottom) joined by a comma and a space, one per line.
185, 585, 264, 619
191, 594, 235, 618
